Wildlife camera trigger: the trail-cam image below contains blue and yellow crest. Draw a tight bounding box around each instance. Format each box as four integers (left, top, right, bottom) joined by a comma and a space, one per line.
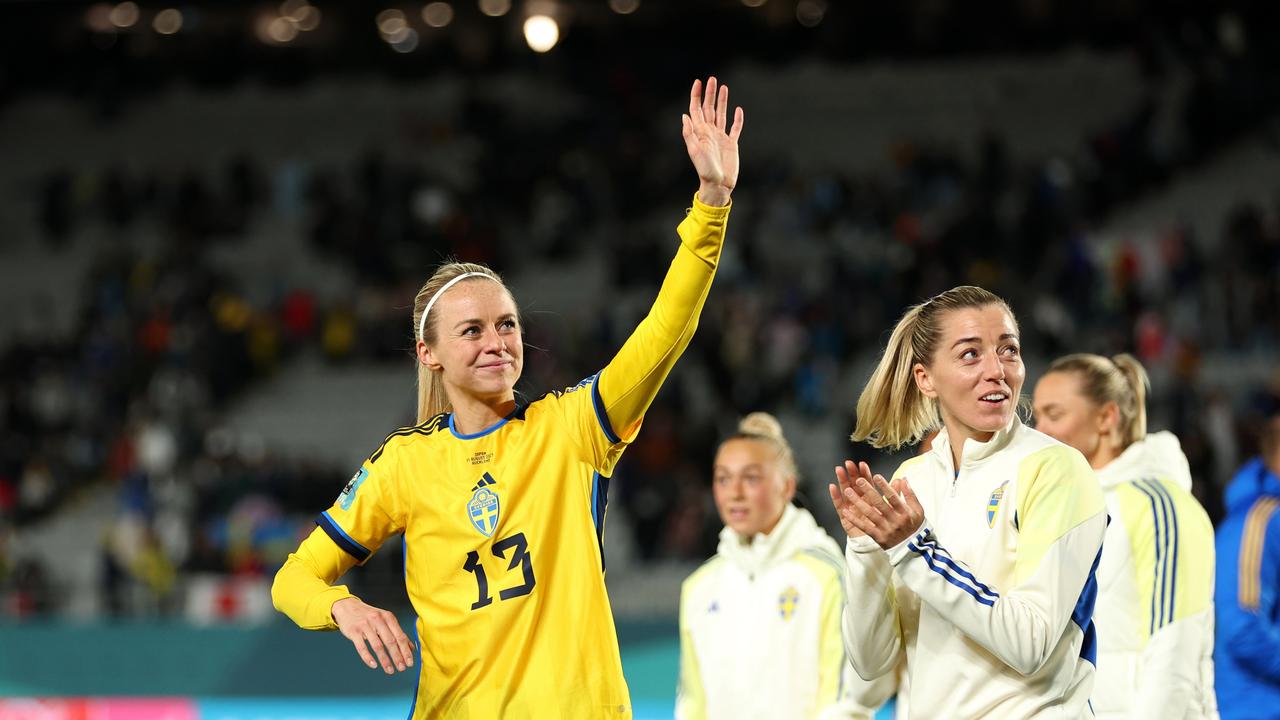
468, 486, 501, 537
987, 481, 1009, 528
778, 586, 800, 620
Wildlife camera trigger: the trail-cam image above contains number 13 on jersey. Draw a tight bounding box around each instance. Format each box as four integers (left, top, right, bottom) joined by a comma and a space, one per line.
462, 532, 536, 611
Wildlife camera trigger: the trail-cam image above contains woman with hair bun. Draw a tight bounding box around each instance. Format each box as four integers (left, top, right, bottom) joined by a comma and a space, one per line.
1034, 353, 1217, 720
677, 412, 892, 719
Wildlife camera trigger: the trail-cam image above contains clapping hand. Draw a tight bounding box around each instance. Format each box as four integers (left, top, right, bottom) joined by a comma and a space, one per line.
829, 460, 926, 550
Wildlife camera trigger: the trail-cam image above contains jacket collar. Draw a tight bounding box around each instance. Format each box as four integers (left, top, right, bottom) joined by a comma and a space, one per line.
928, 415, 1022, 475
1094, 431, 1192, 491
716, 504, 833, 575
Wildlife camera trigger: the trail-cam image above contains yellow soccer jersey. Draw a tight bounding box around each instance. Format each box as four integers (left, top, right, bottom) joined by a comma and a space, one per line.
272, 194, 731, 720
323, 376, 629, 719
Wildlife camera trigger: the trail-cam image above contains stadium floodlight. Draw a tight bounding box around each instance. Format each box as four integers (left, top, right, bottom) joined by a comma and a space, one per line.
478, 0, 511, 17
280, 0, 308, 18
796, 0, 826, 27
109, 1, 140, 28
523, 15, 559, 52
294, 6, 321, 31
153, 8, 183, 35
391, 28, 420, 52
384, 24, 413, 44
423, 2, 454, 28
85, 4, 114, 33
268, 15, 298, 42
376, 9, 408, 38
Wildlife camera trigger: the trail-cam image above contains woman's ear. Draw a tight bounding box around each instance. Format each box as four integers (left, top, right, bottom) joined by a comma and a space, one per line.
782, 474, 797, 503
914, 362, 937, 399
1098, 400, 1121, 443
417, 340, 441, 371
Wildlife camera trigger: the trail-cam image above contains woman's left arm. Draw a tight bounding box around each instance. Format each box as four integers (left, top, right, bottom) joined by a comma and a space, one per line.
594, 77, 743, 444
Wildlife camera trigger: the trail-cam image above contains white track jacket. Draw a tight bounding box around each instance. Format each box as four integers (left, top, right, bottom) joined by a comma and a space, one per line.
678, 504, 894, 720
843, 417, 1107, 719
1092, 431, 1218, 720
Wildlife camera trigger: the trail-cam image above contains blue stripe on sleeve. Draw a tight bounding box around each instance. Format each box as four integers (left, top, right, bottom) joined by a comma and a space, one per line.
589, 372, 622, 444
316, 511, 372, 562
913, 531, 1001, 602
1153, 482, 1173, 627
910, 542, 998, 607
1143, 478, 1180, 627
1133, 481, 1166, 633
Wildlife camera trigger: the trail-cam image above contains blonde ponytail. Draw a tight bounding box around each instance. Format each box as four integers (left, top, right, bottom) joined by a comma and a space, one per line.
1110, 353, 1149, 447
1045, 352, 1150, 449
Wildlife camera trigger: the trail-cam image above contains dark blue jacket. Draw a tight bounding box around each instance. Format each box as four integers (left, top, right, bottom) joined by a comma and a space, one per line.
1215, 458, 1280, 719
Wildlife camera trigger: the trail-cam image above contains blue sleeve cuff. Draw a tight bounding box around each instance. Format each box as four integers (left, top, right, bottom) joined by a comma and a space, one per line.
590, 372, 622, 445
317, 511, 372, 563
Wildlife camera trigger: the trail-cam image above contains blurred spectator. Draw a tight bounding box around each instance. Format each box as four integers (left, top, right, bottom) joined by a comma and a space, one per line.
1214, 415, 1280, 719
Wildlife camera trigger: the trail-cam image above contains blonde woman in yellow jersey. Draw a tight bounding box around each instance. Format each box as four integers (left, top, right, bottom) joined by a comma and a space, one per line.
270, 76, 744, 719
1034, 354, 1217, 719
828, 286, 1107, 719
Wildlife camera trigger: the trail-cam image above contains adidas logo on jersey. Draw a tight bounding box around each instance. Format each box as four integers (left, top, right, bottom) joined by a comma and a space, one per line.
468, 472, 500, 537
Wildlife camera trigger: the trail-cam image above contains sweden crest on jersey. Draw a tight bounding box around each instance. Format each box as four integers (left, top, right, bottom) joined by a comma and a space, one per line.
987, 481, 1009, 528
778, 586, 800, 620
468, 486, 501, 537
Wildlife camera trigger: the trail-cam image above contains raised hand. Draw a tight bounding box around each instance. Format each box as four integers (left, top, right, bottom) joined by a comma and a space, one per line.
332, 597, 417, 675
682, 76, 744, 207
829, 460, 926, 550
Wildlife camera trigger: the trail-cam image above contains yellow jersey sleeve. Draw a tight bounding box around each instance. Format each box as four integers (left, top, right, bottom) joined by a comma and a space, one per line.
583, 193, 728, 475
315, 429, 415, 563
271, 526, 360, 630
272, 427, 426, 631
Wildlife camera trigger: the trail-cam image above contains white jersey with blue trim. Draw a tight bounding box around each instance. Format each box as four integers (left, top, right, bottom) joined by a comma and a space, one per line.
842, 417, 1107, 719
1091, 432, 1217, 720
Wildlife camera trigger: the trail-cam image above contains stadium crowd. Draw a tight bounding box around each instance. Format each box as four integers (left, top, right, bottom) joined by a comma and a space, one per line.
1, 3, 1279, 626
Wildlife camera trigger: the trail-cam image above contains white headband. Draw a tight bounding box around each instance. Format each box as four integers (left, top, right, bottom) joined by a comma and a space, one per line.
418, 272, 500, 341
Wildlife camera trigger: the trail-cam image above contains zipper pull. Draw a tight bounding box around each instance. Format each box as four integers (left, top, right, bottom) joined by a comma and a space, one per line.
951, 469, 959, 497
